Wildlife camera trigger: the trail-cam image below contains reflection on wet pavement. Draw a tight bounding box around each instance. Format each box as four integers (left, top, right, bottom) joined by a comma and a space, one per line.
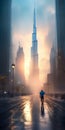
0, 95, 65, 130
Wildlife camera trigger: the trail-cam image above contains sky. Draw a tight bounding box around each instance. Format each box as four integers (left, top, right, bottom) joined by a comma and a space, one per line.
12, 0, 56, 84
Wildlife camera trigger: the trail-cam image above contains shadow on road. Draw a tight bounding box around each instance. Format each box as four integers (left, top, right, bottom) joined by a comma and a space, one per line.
41, 104, 44, 117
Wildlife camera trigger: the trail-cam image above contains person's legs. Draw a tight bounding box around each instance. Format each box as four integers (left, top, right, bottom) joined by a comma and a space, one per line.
41, 96, 44, 105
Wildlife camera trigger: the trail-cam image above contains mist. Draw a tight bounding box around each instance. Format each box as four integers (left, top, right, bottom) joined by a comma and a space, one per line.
11, 0, 56, 92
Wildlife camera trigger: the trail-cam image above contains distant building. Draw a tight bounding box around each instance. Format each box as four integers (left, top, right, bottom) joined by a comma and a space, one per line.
0, 0, 11, 77
43, 45, 57, 93
50, 46, 56, 75
55, 0, 65, 90
49, 45, 57, 92
30, 6, 39, 86
16, 44, 25, 84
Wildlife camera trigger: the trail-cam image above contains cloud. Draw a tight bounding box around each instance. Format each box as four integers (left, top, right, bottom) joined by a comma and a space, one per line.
47, 6, 55, 14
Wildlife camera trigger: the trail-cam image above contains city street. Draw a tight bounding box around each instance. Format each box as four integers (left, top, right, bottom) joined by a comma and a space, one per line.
0, 95, 65, 130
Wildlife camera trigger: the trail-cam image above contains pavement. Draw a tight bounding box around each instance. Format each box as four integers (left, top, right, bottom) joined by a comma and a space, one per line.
0, 95, 65, 130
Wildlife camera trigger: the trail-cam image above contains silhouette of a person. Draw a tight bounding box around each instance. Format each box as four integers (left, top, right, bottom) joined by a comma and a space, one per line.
40, 90, 45, 105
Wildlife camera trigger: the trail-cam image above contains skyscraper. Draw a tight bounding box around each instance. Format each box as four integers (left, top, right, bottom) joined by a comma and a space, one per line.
30, 6, 39, 86
0, 1, 11, 77
55, 0, 65, 89
56, 0, 65, 54
50, 45, 56, 75
16, 44, 25, 84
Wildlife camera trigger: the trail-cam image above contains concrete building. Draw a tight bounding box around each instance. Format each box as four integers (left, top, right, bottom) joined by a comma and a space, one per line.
0, 0, 11, 77
50, 46, 56, 75
16, 44, 25, 84
0, 1, 11, 91
55, 0, 65, 90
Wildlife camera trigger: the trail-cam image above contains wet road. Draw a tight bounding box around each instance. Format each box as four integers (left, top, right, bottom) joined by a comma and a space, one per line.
0, 95, 65, 130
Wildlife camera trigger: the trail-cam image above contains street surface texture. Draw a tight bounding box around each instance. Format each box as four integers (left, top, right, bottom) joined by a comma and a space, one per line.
0, 95, 65, 130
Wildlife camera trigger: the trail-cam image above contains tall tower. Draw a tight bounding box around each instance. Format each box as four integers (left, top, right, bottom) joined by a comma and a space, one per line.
0, 1, 11, 77
55, 0, 65, 54
55, 0, 65, 90
50, 46, 56, 75
16, 44, 25, 84
30, 5, 39, 86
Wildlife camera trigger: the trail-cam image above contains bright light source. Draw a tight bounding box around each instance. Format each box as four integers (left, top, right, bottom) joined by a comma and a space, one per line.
11, 64, 15, 69
4, 91, 7, 94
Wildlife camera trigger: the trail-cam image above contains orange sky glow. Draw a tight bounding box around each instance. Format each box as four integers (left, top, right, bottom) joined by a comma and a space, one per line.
12, 27, 51, 85
12, 0, 56, 88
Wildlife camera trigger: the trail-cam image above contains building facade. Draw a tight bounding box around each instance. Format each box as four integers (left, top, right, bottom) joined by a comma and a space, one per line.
16, 44, 25, 84
55, 0, 65, 90
0, 0, 11, 77
50, 46, 56, 74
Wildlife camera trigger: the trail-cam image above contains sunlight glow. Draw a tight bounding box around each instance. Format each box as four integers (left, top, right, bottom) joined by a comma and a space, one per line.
23, 100, 32, 123
12, 0, 56, 90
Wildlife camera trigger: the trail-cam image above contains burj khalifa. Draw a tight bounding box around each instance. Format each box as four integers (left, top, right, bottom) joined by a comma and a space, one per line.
30, 5, 39, 84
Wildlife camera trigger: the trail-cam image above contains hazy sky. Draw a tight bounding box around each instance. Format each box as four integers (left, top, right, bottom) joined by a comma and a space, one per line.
12, 0, 56, 84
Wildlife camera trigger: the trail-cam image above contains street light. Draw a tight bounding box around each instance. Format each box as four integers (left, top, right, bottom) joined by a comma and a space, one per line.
11, 63, 15, 96
12, 64, 15, 69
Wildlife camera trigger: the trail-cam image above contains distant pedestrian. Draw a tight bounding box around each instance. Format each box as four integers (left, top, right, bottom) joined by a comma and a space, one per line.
40, 90, 45, 105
